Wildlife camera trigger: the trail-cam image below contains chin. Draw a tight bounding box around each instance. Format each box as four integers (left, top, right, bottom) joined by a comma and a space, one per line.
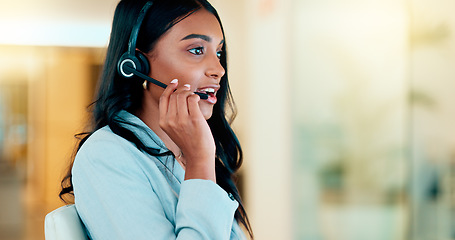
199, 102, 214, 120
203, 111, 213, 120
201, 108, 214, 120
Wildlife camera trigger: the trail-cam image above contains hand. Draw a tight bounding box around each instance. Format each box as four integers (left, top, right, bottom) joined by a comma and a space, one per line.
159, 79, 216, 182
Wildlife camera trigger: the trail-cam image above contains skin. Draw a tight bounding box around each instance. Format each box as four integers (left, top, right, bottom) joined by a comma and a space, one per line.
136, 9, 225, 182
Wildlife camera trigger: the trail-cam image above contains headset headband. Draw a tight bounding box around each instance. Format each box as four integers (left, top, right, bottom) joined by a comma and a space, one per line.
127, 1, 154, 56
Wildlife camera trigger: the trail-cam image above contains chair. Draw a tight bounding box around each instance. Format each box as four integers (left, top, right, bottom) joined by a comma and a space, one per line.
44, 204, 89, 240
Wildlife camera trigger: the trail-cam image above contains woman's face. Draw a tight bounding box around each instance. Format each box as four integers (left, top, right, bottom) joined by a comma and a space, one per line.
145, 8, 225, 120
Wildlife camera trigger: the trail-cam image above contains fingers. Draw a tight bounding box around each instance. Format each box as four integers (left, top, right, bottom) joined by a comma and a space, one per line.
187, 93, 203, 120
159, 80, 201, 129
159, 79, 179, 118
176, 84, 192, 117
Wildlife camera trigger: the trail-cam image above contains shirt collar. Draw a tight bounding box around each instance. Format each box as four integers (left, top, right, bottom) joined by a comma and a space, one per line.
115, 110, 169, 154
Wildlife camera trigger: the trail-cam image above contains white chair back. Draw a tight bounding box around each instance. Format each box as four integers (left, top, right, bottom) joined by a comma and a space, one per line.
44, 204, 88, 240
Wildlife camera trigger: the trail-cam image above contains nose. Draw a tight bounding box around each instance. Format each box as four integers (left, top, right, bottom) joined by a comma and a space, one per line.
205, 54, 225, 80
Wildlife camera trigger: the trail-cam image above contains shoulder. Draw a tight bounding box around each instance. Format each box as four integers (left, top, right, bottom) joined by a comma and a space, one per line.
72, 123, 180, 194
79, 126, 137, 154
84, 125, 127, 146
73, 126, 142, 171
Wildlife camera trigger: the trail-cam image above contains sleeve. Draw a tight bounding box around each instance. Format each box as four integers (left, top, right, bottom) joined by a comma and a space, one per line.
176, 179, 239, 239
72, 137, 238, 240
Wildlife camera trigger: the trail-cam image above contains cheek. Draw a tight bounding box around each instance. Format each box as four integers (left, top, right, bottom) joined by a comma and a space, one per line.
149, 56, 180, 84
150, 56, 201, 86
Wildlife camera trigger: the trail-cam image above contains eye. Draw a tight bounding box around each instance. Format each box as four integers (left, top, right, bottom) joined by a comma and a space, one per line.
188, 47, 204, 55
217, 51, 223, 59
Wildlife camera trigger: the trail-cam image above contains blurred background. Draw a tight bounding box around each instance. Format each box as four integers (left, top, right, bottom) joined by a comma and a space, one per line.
0, 0, 454, 239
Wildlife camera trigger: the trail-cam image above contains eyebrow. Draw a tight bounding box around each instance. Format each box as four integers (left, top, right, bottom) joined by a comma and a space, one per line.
181, 34, 225, 45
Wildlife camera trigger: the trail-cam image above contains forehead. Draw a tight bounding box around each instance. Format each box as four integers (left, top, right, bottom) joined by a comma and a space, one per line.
164, 9, 224, 42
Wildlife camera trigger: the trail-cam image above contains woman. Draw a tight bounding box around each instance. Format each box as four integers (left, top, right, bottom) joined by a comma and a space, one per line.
59, 0, 253, 239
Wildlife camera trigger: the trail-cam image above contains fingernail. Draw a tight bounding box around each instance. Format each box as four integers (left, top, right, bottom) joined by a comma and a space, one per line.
184, 84, 191, 89
171, 79, 178, 84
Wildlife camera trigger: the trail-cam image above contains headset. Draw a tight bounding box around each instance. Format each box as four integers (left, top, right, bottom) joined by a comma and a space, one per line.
116, 1, 208, 99
117, 1, 155, 84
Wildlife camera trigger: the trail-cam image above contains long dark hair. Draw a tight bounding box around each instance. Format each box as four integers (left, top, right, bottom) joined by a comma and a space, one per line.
59, 0, 253, 237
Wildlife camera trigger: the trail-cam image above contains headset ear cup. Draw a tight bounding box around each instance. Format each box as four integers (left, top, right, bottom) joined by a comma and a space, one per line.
136, 51, 150, 75
117, 51, 150, 79
118, 53, 138, 78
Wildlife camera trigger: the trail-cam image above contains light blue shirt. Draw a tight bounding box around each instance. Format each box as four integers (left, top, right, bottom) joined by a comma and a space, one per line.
72, 111, 246, 240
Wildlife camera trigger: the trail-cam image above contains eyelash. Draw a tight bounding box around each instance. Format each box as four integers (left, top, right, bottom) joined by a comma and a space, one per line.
188, 47, 204, 55
188, 47, 223, 59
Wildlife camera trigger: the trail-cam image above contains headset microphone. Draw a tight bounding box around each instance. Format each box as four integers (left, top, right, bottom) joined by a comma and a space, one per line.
117, 1, 208, 100
123, 65, 208, 99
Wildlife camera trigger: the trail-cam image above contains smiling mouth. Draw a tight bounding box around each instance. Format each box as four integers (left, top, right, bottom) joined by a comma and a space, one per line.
196, 87, 216, 98
196, 87, 218, 104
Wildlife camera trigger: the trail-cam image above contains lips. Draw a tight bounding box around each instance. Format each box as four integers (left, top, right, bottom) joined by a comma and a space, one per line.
196, 86, 219, 104
196, 87, 216, 97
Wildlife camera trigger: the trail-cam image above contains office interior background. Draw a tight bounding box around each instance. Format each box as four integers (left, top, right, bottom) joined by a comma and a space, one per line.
0, 0, 454, 239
